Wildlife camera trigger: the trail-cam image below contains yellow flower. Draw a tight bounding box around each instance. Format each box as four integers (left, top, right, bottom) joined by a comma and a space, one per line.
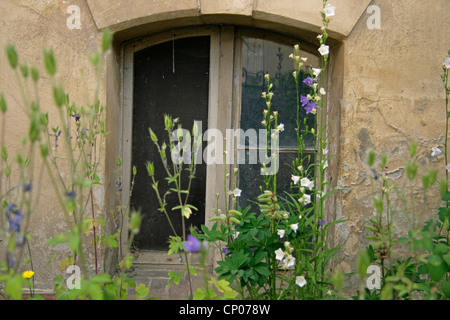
22, 270, 34, 279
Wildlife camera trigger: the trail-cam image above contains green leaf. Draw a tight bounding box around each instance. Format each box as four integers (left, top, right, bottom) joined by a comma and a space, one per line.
43, 48, 57, 76
130, 211, 141, 234
168, 236, 183, 255
253, 264, 270, 276
442, 281, 450, 299
398, 237, 409, 244
367, 149, 376, 167
148, 128, 158, 142
373, 196, 383, 213
1, 146, 8, 161
167, 271, 182, 288
442, 191, 450, 202
101, 28, 113, 53
409, 141, 417, 157
438, 207, 450, 223
357, 250, 370, 277
0, 93, 7, 113
119, 255, 133, 270
380, 283, 393, 300
5, 44, 18, 69
107, 236, 119, 248
89, 51, 100, 67
443, 253, 450, 267
68, 231, 81, 252
365, 225, 379, 234
5, 274, 23, 300
135, 283, 150, 300
434, 243, 448, 255
31, 67, 39, 82
146, 161, 154, 176
52, 82, 66, 107
428, 255, 446, 282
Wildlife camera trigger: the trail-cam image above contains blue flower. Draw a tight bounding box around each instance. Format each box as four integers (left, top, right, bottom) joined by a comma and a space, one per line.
116, 178, 122, 192
50, 130, 62, 147
72, 113, 81, 122
24, 182, 32, 192
7, 252, 14, 268
303, 77, 314, 87
66, 191, 76, 199
319, 219, 328, 229
5, 203, 24, 233
300, 95, 309, 107
305, 101, 316, 114
222, 247, 230, 255
183, 235, 200, 252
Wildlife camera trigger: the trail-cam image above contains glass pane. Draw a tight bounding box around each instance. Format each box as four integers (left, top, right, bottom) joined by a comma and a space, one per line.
240, 37, 319, 149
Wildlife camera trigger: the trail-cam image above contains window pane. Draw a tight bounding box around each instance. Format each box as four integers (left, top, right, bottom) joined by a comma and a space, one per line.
240, 37, 317, 149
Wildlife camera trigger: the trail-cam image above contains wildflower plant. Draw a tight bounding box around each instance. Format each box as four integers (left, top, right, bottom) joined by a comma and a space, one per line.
198, 0, 345, 300
0, 30, 149, 300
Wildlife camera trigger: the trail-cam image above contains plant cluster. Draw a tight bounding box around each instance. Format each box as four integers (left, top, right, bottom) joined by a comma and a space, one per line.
0, 29, 150, 300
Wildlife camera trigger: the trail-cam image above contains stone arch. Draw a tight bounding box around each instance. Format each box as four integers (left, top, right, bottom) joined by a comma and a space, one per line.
86, 0, 372, 41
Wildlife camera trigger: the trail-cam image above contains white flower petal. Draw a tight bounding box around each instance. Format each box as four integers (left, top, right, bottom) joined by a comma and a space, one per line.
283, 256, 296, 268
318, 44, 329, 56
275, 248, 285, 261
300, 177, 314, 190
323, 4, 336, 18
290, 223, 299, 233
291, 175, 300, 185
444, 56, 450, 69
233, 188, 242, 197
312, 68, 321, 78
296, 276, 307, 288
301, 194, 311, 205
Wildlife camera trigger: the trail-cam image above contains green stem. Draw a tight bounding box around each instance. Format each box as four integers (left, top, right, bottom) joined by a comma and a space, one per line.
445, 69, 449, 204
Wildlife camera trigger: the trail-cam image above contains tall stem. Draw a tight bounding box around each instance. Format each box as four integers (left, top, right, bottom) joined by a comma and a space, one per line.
445, 68, 449, 206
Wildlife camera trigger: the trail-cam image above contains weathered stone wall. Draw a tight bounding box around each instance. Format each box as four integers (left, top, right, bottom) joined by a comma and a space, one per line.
0, 0, 449, 295
334, 0, 449, 292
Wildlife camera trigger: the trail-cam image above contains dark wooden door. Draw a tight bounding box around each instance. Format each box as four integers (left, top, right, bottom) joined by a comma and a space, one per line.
131, 36, 210, 251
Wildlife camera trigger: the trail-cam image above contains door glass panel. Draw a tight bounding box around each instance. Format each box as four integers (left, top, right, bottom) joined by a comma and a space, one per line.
240, 37, 317, 148
238, 37, 319, 211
